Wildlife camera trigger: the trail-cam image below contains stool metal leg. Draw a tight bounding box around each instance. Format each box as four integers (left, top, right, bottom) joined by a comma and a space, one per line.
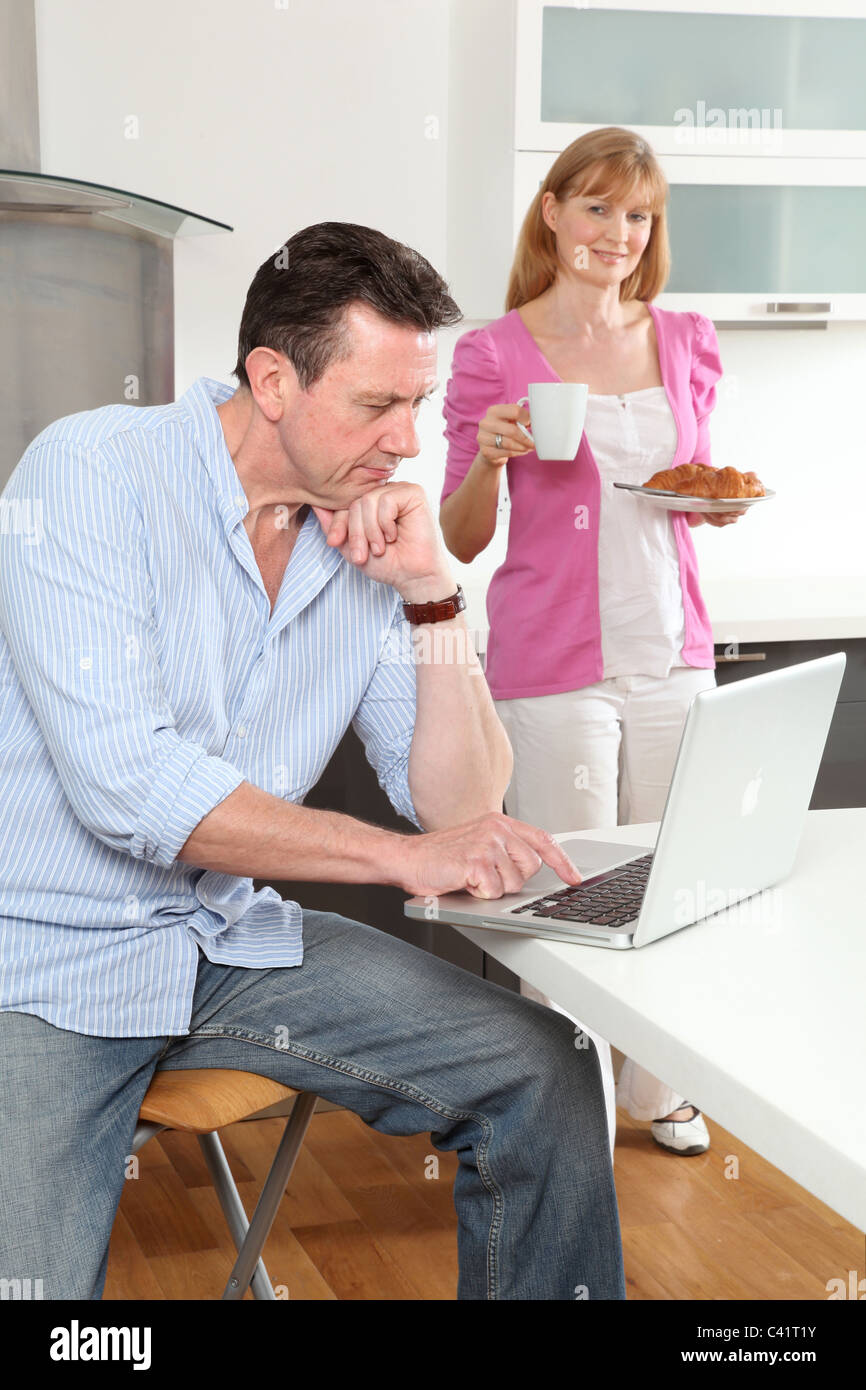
130, 1120, 166, 1154
199, 1091, 319, 1301
198, 1130, 276, 1300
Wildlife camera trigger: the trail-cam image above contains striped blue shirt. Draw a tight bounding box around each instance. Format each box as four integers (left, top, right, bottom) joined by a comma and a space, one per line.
0, 377, 423, 1038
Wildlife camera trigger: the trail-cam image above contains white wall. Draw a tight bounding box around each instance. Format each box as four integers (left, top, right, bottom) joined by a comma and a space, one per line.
33, 0, 866, 638
690, 321, 866, 584
34, 0, 448, 380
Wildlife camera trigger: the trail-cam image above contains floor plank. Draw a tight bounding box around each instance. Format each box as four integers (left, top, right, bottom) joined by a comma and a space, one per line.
290, 1219, 421, 1300
103, 1104, 862, 1300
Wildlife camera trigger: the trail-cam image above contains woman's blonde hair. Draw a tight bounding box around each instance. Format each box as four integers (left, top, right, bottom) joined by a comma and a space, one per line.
506, 127, 670, 312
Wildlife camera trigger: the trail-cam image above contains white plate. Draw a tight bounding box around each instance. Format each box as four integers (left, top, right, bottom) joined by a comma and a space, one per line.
613, 482, 776, 513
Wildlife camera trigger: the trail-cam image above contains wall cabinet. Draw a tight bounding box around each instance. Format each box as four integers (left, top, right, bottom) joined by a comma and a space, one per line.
448, 0, 866, 321
511, 150, 866, 320
515, 0, 866, 160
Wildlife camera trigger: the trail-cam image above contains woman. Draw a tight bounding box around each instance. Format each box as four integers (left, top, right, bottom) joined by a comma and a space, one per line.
439, 127, 748, 1159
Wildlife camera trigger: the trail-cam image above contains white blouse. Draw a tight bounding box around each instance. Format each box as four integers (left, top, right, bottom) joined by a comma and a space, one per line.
584, 385, 687, 680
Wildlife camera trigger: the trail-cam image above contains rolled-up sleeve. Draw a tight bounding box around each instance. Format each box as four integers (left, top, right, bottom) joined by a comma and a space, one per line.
0, 440, 245, 868
351, 599, 424, 831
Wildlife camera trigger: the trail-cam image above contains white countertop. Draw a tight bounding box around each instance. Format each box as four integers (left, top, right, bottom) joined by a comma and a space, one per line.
702, 576, 865, 644
449, 810, 866, 1232
460, 575, 865, 650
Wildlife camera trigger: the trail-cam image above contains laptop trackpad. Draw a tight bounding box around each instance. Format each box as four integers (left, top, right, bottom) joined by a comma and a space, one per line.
522, 837, 653, 896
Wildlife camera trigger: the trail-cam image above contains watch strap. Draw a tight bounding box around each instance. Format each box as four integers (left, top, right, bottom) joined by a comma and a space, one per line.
401, 584, 466, 625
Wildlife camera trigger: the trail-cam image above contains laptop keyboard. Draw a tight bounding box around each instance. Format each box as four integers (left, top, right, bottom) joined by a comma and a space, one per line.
510, 853, 655, 927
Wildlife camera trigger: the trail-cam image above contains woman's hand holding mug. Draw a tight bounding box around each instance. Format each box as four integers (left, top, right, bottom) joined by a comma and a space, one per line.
477, 402, 535, 468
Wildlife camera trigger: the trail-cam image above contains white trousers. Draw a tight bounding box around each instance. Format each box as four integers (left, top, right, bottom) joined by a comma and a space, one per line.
494, 666, 717, 1158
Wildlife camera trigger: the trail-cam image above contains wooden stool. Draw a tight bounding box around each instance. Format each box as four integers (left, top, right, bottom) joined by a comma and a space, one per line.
130, 1069, 319, 1299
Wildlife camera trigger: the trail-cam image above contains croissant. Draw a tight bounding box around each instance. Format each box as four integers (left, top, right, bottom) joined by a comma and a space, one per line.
644, 463, 764, 498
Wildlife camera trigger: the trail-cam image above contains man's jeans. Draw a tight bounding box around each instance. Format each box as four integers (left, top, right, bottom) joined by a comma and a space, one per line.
0, 908, 626, 1300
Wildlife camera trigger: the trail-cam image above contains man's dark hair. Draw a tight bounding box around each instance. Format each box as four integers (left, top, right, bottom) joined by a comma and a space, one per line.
232, 222, 462, 390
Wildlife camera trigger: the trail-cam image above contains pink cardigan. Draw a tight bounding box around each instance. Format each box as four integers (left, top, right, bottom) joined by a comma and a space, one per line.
441, 304, 722, 701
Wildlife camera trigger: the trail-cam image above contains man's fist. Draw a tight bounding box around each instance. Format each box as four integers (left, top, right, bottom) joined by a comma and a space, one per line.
313, 482, 450, 596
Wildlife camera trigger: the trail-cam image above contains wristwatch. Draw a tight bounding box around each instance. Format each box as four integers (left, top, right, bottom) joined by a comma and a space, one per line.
401, 583, 466, 625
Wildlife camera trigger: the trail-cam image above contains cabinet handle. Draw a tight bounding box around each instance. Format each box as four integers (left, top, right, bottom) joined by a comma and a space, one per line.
716, 652, 767, 662
765, 302, 831, 314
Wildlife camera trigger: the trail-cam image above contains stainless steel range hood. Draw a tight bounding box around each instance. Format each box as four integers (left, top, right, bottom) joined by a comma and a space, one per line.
0, 0, 232, 486
0, 169, 232, 237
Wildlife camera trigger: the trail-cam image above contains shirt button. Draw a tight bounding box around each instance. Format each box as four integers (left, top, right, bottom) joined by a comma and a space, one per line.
236, 724, 247, 738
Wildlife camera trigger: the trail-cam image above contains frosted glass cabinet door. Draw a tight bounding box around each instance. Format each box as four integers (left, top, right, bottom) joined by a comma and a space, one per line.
516, 1, 866, 157
665, 185, 866, 294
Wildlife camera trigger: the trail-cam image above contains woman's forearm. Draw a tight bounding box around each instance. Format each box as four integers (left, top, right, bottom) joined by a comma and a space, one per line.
439, 452, 503, 562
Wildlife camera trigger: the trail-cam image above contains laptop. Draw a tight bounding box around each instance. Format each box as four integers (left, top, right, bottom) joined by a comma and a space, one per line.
404, 653, 846, 949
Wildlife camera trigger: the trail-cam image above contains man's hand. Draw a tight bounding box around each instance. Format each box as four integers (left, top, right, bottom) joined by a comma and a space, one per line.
313, 482, 450, 598
392, 811, 582, 900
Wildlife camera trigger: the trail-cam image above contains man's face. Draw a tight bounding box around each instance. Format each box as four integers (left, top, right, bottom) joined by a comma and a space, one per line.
278, 302, 438, 507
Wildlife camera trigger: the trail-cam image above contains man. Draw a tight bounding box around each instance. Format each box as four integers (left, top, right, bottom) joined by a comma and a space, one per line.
0, 222, 624, 1300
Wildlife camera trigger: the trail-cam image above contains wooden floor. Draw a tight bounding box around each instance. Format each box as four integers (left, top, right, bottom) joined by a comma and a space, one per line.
103, 1105, 863, 1300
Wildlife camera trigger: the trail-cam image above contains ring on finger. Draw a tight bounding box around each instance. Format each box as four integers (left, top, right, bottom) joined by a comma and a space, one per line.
494, 433, 503, 450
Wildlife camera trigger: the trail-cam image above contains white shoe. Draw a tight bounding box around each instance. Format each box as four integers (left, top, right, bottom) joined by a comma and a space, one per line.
650, 1104, 710, 1156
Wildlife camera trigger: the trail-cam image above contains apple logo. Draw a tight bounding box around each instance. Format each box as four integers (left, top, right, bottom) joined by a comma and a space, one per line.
741, 767, 763, 817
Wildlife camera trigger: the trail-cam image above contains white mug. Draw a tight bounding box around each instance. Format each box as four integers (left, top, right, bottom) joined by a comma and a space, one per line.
517, 382, 588, 460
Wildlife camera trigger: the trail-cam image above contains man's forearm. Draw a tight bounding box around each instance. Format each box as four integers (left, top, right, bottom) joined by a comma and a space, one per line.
177, 780, 409, 884
400, 569, 513, 829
